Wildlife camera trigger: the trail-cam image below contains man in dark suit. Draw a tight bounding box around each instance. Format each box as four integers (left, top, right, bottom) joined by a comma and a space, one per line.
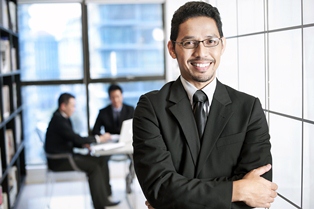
133, 2, 278, 209
92, 84, 134, 192
92, 84, 134, 136
45, 93, 120, 209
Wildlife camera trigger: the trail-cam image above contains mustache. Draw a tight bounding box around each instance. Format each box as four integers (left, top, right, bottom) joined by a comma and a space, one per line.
189, 58, 215, 63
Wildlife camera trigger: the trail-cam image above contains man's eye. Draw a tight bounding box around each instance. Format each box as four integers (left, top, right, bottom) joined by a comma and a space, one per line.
183, 41, 196, 46
205, 39, 217, 45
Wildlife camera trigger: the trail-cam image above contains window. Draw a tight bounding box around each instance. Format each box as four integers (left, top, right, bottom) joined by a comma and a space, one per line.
18, 2, 165, 165
19, 4, 83, 81
88, 3, 165, 78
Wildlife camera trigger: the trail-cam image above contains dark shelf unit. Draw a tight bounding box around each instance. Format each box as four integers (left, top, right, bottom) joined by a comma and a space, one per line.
0, 0, 26, 208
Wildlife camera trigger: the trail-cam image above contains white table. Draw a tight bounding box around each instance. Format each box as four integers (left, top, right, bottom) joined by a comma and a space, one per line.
90, 140, 133, 156
90, 141, 135, 209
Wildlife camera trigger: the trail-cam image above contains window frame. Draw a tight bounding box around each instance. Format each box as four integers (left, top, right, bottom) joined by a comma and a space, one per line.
19, 1, 167, 132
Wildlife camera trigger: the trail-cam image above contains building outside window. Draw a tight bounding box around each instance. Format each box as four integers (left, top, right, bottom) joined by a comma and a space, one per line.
18, 2, 165, 165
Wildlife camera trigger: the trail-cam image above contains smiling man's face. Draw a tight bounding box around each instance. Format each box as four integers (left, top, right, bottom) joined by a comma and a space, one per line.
167, 16, 226, 89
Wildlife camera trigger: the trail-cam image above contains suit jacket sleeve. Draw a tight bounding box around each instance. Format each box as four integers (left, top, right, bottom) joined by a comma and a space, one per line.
133, 94, 231, 209
133, 86, 271, 209
92, 110, 103, 135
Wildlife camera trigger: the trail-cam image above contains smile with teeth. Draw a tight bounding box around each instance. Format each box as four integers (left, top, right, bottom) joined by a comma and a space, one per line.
193, 63, 210, 67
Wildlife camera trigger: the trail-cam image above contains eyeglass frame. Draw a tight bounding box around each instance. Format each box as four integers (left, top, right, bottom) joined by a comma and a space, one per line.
172, 37, 222, 49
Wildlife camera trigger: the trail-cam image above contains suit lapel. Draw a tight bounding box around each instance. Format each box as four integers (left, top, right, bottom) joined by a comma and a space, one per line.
120, 104, 126, 120
196, 80, 234, 176
168, 79, 200, 166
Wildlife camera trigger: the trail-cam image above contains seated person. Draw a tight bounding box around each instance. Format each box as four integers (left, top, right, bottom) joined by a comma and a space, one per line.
92, 84, 134, 192
44, 92, 120, 209
92, 84, 134, 136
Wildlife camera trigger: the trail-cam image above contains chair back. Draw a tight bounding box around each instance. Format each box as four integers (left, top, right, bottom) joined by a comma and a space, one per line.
35, 122, 81, 172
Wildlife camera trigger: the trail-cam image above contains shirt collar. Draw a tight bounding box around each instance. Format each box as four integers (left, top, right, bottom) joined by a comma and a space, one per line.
180, 76, 216, 107
112, 105, 122, 112
59, 110, 69, 118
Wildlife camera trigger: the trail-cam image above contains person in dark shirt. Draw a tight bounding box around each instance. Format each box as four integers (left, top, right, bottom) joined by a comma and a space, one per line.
92, 84, 135, 192
92, 84, 134, 136
45, 92, 120, 209
133, 2, 278, 209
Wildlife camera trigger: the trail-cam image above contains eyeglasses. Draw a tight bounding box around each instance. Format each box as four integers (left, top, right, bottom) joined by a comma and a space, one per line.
173, 37, 222, 49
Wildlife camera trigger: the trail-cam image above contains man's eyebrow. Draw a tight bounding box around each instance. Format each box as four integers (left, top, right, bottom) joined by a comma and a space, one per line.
180, 35, 218, 41
180, 36, 196, 41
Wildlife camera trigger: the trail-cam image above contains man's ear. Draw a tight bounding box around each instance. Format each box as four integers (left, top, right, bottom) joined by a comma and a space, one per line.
59, 103, 66, 111
220, 37, 227, 54
167, 40, 177, 59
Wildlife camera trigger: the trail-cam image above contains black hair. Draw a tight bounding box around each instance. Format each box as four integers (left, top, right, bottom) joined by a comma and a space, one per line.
108, 84, 123, 97
58, 93, 75, 108
170, 1, 223, 42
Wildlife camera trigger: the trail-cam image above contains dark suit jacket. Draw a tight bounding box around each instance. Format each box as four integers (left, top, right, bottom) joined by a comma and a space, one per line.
45, 110, 96, 154
133, 78, 272, 209
92, 103, 134, 135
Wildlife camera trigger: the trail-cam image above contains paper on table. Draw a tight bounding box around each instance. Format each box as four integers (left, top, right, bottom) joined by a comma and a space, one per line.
90, 142, 125, 152
110, 134, 120, 142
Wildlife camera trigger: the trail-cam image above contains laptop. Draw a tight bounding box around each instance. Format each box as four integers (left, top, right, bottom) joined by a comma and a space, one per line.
90, 119, 133, 152
118, 118, 133, 143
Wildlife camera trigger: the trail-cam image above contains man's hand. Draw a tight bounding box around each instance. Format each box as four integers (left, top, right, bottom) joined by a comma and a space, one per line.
232, 164, 278, 208
99, 133, 111, 143
145, 200, 155, 209
145, 165, 277, 208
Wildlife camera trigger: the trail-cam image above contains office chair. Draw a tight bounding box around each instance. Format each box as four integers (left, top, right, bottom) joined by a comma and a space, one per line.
45, 153, 88, 209
35, 123, 89, 209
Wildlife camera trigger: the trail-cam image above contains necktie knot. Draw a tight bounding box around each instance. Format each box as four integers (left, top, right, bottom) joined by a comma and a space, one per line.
193, 90, 207, 103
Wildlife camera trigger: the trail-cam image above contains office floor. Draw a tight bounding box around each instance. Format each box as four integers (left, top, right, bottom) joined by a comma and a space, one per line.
14, 161, 147, 209
14, 163, 268, 209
